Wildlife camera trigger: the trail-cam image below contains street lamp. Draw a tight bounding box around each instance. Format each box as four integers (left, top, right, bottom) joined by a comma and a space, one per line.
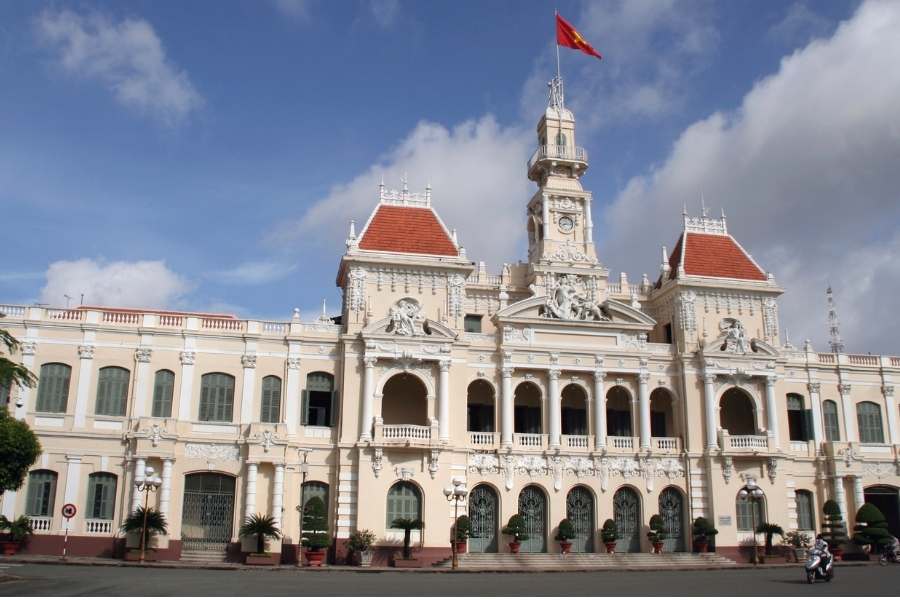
443, 476, 468, 570
134, 465, 163, 563
738, 477, 765, 565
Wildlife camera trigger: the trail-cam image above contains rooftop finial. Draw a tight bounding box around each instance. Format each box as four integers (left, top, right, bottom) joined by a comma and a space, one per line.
548, 76, 565, 111
348, 219, 356, 239
700, 192, 708, 217
826, 284, 845, 353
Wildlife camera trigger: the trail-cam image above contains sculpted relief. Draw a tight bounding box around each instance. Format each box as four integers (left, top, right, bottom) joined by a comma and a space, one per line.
542, 274, 611, 322
388, 298, 424, 336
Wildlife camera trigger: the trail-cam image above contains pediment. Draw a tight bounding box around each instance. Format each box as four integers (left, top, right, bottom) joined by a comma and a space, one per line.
702, 318, 779, 357
494, 295, 655, 328
362, 316, 457, 340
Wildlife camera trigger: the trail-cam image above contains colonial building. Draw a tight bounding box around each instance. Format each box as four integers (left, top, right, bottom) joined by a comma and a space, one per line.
2, 78, 899, 563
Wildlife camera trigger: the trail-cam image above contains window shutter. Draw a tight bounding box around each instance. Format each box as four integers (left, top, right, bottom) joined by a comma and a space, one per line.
301, 390, 309, 426
25, 475, 39, 515
804, 409, 814, 442
329, 390, 338, 428
102, 476, 116, 519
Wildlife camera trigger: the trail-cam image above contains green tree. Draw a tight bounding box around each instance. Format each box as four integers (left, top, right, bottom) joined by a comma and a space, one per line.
647, 514, 668, 544
121, 506, 168, 547
853, 503, 893, 548
555, 518, 576, 542
239, 513, 281, 554
391, 517, 423, 559
755, 523, 784, 555
0, 327, 37, 394
502, 514, 529, 542
0, 326, 41, 496
301, 496, 330, 550
821, 500, 849, 549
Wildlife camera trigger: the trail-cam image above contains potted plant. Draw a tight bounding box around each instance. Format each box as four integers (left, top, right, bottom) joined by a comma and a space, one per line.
390, 517, 423, 567
783, 530, 811, 562
301, 497, 330, 567
239, 513, 281, 565
821, 500, 849, 560
454, 515, 470, 555
0, 516, 33, 555
121, 506, 168, 561
647, 514, 667, 554
601, 519, 618, 553
853, 503, 893, 555
502, 514, 529, 554
692, 517, 718, 553
347, 529, 376, 567
755, 522, 783, 557
555, 518, 576, 554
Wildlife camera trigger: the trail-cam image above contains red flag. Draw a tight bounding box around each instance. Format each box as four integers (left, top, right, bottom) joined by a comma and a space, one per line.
556, 13, 602, 60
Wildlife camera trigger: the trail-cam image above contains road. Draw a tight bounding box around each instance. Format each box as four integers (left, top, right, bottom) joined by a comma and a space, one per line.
1, 563, 899, 596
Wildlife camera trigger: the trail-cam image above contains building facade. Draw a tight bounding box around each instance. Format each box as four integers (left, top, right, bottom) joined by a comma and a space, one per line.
2, 81, 899, 563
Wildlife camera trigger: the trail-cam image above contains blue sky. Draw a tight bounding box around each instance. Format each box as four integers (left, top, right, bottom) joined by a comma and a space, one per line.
5, 0, 900, 353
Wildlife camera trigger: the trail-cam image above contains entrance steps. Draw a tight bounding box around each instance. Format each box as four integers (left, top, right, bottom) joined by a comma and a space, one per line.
434, 552, 736, 570
180, 549, 228, 563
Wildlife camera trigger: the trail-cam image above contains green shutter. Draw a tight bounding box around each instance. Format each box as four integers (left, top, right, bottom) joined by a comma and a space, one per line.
152, 371, 174, 418
37, 364, 71, 413
96, 367, 129, 416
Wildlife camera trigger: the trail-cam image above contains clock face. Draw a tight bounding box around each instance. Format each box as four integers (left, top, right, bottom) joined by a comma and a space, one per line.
558, 215, 575, 233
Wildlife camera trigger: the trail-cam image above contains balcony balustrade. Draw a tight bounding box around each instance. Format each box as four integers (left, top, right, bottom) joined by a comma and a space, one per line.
527, 144, 588, 171
28, 516, 52, 532
652, 437, 681, 453
84, 519, 113, 534
513, 433, 545, 449
373, 419, 437, 446
468, 431, 497, 448
561, 434, 590, 450
607, 436, 636, 451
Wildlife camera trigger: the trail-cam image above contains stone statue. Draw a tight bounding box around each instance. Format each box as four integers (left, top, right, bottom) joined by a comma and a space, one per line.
544, 274, 610, 322
720, 318, 750, 353
389, 298, 422, 336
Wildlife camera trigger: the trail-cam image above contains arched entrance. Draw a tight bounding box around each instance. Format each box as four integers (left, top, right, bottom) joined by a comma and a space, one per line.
181, 473, 236, 552
719, 388, 756, 436
606, 386, 633, 437
659, 487, 686, 552
382, 373, 428, 425
468, 485, 499, 553
865, 485, 900, 538
566, 486, 595, 553
467, 380, 495, 433
650, 388, 676, 438
561, 385, 588, 436
518, 486, 547, 553
613, 487, 641, 553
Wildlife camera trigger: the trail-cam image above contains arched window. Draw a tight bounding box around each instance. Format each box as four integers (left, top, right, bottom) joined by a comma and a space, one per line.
303, 372, 335, 427
556, 131, 567, 147
199, 373, 235, 422
301, 481, 329, 514
95, 366, 130, 416
561, 384, 587, 436
736, 491, 766, 531
467, 380, 495, 433
152, 370, 175, 418
787, 393, 811, 441
386, 481, 421, 527
260, 376, 282, 423
857, 401, 885, 444
823, 400, 840, 441
25, 470, 57, 516
35, 363, 71, 413
719, 388, 756, 436
606, 386, 632, 437
514, 382, 542, 434
795, 489, 815, 531
87, 473, 117, 520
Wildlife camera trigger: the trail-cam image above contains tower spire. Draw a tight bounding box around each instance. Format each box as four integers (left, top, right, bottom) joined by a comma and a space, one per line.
826, 284, 845, 353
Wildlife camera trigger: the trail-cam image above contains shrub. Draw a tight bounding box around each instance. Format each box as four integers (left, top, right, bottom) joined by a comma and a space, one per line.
0, 515, 33, 542
821, 500, 849, 549
600, 519, 618, 543
692, 517, 718, 543
784, 530, 811, 548
647, 514, 667, 544
239, 513, 281, 555
121, 506, 168, 547
502, 514, 529, 542
347, 529, 376, 553
555, 518, 576, 542
454, 515, 471, 541
853, 503, 893, 548
302, 497, 330, 550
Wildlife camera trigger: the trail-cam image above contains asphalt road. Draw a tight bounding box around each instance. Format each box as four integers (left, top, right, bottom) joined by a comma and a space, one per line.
1, 563, 899, 596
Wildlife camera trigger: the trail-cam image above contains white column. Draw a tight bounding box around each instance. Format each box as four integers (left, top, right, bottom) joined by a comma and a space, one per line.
883, 385, 898, 445
272, 464, 285, 530
360, 357, 376, 441
808, 382, 824, 445
245, 462, 258, 518
177, 351, 196, 421
438, 360, 450, 443
765, 375, 780, 449
501, 367, 513, 447
839, 384, 856, 443
639, 372, 651, 450
14, 342, 36, 420
833, 476, 848, 524
240, 354, 257, 424
159, 458, 174, 518
73, 345, 95, 427
548, 368, 561, 449
703, 373, 719, 450
584, 196, 594, 244
132, 457, 146, 512
541, 193, 550, 239
285, 356, 300, 435
852, 475, 864, 512
593, 369, 606, 449
133, 348, 152, 418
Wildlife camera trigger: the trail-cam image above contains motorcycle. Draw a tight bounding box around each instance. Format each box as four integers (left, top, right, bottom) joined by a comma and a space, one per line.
878, 546, 899, 565
805, 549, 834, 583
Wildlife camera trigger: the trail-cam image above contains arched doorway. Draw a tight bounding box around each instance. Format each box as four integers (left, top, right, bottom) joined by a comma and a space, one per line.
650, 388, 676, 438
514, 382, 542, 434
606, 386, 633, 437
566, 486, 595, 553
518, 486, 547, 553
181, 473, 236, 552
613, 487, 641, 553
382, 373, 428, 425
659, 487, 686, 552
719, 388, 756, 436
467, 380, 495, 433
468, 485, 499, 553
865, 485, 900, 538
561, 385, 588, 436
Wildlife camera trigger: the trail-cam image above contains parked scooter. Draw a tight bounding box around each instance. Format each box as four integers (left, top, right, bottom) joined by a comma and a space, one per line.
805, 540, 834, 583
878, 539, 900, 565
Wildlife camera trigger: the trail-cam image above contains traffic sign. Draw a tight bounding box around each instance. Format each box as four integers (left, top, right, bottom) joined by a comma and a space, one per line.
61, 503, 77, 519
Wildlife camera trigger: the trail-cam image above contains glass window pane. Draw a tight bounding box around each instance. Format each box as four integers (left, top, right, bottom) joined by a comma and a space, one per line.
823, 400, 840, 441
796, 490, 815, 530
736, 495, 765, 531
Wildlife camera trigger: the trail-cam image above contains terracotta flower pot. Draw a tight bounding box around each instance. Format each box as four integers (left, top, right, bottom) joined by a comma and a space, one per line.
604, 541, 616, 554
305, 548, 326, 567
695, 540, 709, 553
454, 540, 467, 554
653, 542, 664, 554
1, 541, 21, 556
559, 541, 572, 555
509, 541, 521, 554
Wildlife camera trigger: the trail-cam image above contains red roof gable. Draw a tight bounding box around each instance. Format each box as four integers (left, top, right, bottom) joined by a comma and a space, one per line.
358, 205, 458, 256
676, 232, 766, 281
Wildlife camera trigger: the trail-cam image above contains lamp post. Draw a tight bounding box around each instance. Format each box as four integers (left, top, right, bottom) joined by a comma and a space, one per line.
134, 465, 163, 563
443, 476, 468, 570
739, 477, 765, 565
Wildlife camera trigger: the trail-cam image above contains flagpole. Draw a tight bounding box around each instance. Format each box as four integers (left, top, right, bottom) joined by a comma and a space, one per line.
555, 9, 561, 80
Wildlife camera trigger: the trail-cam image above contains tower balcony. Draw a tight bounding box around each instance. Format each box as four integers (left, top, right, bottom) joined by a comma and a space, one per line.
527, 144, 588, 179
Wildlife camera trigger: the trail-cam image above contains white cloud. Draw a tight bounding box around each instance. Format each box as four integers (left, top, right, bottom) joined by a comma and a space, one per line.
768, 2, 833, 46
600, 0, 900, 353
212, 261, 298, 285
35, 9, 203, 125
272, 0, 312, 21
272, 115, 533, 270
370, 0, 400, 29
40, 259, 191, 309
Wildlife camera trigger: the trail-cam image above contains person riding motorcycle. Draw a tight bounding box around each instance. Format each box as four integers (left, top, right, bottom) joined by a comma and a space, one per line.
880, 535, 900, 564
806, 535, 833, 581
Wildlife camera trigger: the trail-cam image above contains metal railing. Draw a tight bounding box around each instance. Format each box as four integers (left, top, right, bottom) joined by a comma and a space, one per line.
528, 145, 588, 170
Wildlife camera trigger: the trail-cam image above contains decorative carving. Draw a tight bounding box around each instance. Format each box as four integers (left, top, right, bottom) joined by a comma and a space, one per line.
550, 455, 563, 491
762, 298, 778, 339
138, 423, 168, 448
348, 267, 367, 312
78, 345, 95, 360
135, 347, 152, 363
184, 443, 239, 462
807, 382, 821, 394
179, 351, 196, 365
838, 384, 852, 396
241, 354, 257, 369
719, 318, 751, 354
599, 457, 610, 492
516, 455, 549, 477
723, 456, 733, 483
286, 356, 301, 370
547, 241, 590, 263
883, 386, 895, 397
468, 452, 500, 474
861, 461, 895, 479
563, 456, 594, 478
394, 466, 414, 481
19, 342, 36, 356
252, 429, 278, 452
372, 448, 383, 478
502, 326, 535, 344
447, 274, 465, 318
502, 454, 515, 491
766, 457, 778, 484
677, 290, 697, 333
542, 274, 610, 322
429, 449, 440, 478
388, 298, 424, 336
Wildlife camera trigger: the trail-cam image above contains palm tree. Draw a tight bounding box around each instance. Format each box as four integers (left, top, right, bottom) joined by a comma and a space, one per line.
391, 518, 423, 559
121, 506, 168, 547
755, 523, 784, 556
239, 513, 282, 555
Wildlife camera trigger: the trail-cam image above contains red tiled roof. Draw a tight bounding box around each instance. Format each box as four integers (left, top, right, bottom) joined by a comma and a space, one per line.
675, 232, 766, 281
358, 205, 458, 256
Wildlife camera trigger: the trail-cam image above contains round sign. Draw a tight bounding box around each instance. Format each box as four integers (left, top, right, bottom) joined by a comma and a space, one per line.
61, 503, 77, 519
